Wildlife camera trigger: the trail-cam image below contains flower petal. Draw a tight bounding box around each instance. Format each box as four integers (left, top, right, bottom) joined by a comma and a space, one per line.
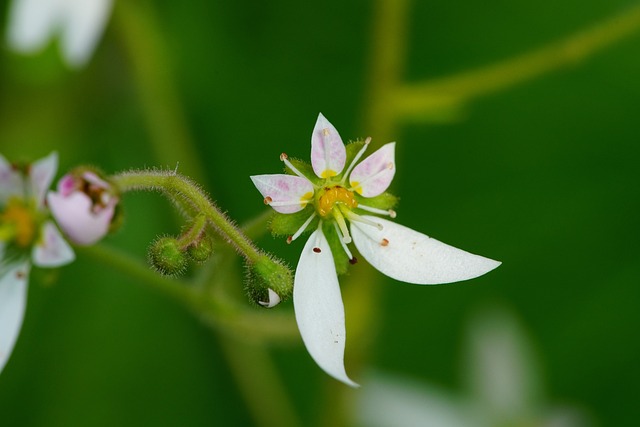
47, 191, 115, 245
32, 221, 75, 267
29, 152, 58, 207
351, 216, 500, 284
6, 0, 60, 55
0, 261, 30, 374
59, 0, 113, 67
310, 113, 346, 178
0, 153, 23, 203
294, 230, 358, 387
349, 142, 396, 197
250, 174, 314, 214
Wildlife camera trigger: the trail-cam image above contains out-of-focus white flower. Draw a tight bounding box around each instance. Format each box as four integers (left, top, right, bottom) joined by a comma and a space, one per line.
251, 113, 500, 386
0, 152, 74, 374
47, 170, 118, 245
6, 0, 114, 68
356, 308, 592, 427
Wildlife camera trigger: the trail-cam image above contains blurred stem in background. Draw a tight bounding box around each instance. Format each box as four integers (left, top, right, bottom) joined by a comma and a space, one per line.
90, 0, 640, 426
114, 0, 207, 184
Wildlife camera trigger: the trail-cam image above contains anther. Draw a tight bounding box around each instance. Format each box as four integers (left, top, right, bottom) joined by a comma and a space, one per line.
381, 238, 389, 247
349, 257, 358, 265
263, 196, 273, 205
286, 236, 293, 244
313, 247, 322, 253
322, 128, 330, 136
279, 153, 288, 161
389, 209, 397, 218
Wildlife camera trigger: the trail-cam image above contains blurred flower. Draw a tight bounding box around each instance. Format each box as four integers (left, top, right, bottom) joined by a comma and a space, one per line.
48, 170, 119, 245
6, 0, 114, 68
357, 307, 592, 427
251, 113, 500, 386
0, 152, 75, 374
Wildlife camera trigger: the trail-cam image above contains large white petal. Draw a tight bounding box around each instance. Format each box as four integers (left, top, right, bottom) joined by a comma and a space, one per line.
60, 0, 113, 67
32, 221, 75, 267
310, 113, 346, 178
351, 216, 500, 285
293, 230, 358, 387
0, 261, 30, 374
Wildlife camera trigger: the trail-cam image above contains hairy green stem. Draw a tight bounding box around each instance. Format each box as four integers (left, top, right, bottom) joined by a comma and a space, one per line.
112, 170, 264, 263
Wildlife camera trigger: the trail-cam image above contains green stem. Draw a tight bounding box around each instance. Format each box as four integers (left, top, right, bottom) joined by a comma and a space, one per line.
78, 243, 298, 343
394, 3, 640, 120
112, 170, 263, 263
113, 0, 208, 184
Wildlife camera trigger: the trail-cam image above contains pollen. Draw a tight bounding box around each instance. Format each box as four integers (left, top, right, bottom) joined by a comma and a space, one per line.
317, 186, 358, 217
1, 199, 38, 248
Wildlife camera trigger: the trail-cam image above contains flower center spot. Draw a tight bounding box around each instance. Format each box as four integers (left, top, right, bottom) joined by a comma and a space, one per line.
316, 186, 358, 218
0, 199, 38, 248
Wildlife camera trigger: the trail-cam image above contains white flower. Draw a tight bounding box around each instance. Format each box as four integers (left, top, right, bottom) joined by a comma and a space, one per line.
47, 170, 119, 245
0, 152, 75, 374
6, 0, 114, 68
251, 113, 501, 386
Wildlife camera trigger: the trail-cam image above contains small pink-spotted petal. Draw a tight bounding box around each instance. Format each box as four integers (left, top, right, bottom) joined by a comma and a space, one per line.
349, 142, 396, 198
0, 154, 23, 203
0, 261, 30, 374
310, 113, 346, 178
250, 174, 314, 214
32, 221, 75, 267
29, 152, 58, 207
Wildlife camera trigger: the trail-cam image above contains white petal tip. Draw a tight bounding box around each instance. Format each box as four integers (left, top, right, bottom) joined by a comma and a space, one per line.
258, 288, 281, 308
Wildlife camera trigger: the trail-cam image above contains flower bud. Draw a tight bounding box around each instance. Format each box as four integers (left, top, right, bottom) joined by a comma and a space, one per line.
47, 169, 119, 245
186, 236, 214, 263
244, 254, 293, 308
148, 236, 187, 276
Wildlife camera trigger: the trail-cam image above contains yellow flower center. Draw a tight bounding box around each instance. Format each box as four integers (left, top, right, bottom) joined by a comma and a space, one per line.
0, 198, 38, 248
316, 186, 358, 217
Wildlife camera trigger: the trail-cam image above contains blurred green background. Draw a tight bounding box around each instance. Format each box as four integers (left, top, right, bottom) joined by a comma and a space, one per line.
0, 0, 639, 426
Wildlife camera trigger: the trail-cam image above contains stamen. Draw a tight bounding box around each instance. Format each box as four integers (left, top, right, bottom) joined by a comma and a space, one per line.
288, 212, 317, 243
332, 208, 352, 244
381, 238, 390, 247
344, 209, 383, 231
333, 222, 354, 261
312, 221, 323, 253
341, 137, 371, 184
348, 160, 395, 192
357, 203, 397, 218
322, 128, 332, 177
280, 153, 308, 179
263, 196, 273, 205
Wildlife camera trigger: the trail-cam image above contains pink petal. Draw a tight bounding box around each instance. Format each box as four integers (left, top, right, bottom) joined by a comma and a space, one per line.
0, 154, 23, 203
47, 191, 115, 245
29, 152, 58, 207
349, 142, 396, 197
32, 221, 75, 267
250, 174, 314, 214
310, 113, 346, 179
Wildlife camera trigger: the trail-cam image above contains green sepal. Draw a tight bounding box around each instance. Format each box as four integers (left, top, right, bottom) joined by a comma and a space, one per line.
355, 191, 399, 212
243, 254, 293, 307
322, 222, 350, 275
284, 158, 322, 185
268, 205, 318, 237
